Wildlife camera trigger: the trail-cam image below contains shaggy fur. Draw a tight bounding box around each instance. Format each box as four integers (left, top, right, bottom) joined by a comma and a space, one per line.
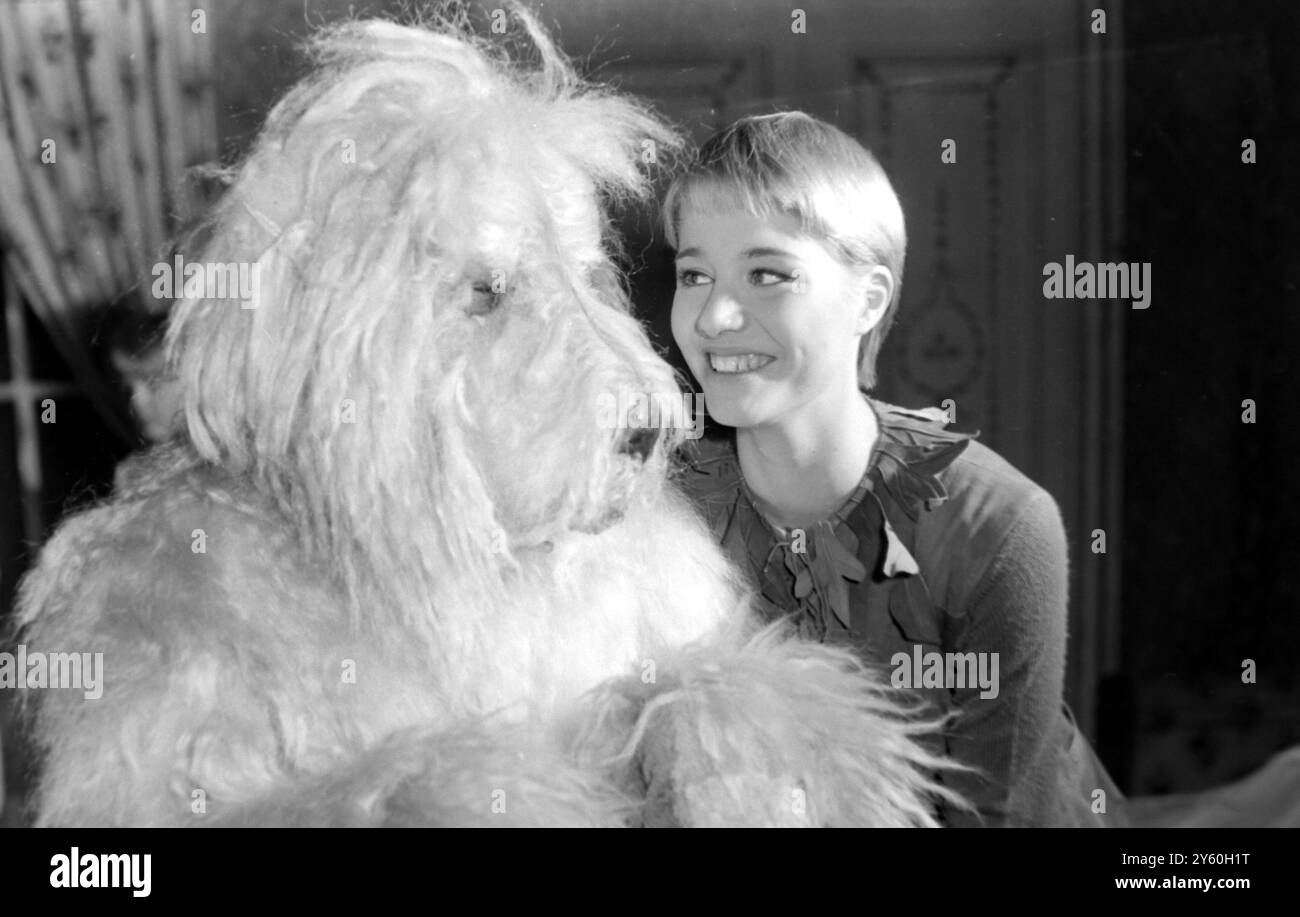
13, 7, 962, 827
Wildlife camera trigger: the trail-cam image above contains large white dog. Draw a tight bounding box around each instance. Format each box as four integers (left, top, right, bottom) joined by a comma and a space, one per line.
12, 9, 959, 827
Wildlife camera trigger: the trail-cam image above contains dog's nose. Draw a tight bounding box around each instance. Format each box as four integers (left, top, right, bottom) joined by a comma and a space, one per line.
620, 426, 660, 462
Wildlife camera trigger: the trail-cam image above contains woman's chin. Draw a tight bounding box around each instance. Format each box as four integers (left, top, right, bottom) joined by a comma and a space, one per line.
698, 388, 771, 430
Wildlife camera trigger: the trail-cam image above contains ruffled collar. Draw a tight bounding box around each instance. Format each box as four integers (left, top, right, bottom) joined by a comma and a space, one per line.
677, 398, 975, 639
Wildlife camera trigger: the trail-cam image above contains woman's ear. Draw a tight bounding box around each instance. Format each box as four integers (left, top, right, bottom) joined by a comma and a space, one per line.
857, 265, 895, 335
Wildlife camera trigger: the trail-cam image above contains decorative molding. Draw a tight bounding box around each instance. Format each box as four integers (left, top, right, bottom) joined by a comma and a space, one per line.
853, 56, 1020, 448
895, 186, 985, 403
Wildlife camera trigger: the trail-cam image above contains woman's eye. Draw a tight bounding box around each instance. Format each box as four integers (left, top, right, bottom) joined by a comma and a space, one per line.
675, 269, 710, 288
749, 268, 793, 287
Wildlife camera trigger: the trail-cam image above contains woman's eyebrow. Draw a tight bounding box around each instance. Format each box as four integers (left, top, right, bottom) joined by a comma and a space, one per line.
674, 245, 797, 260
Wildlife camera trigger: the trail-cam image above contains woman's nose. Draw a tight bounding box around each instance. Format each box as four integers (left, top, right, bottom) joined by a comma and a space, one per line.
694, 286, 745, 338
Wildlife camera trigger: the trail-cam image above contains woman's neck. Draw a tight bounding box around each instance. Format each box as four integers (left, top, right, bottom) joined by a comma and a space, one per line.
736, 390, 879, 530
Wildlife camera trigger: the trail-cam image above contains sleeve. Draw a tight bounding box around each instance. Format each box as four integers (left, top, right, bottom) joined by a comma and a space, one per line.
935, 488, 1082, 827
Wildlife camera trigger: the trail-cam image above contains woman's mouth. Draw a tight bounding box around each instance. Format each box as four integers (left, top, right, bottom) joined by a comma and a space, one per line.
707, 352, 775, 374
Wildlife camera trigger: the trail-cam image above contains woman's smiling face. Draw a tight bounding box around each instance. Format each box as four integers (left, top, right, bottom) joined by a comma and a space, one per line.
671, 206, 877, 430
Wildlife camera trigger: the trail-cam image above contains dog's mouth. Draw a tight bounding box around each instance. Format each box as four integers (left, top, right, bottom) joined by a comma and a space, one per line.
572, 506, 625, 536
617, 425, 661, 463
503, 440, 650, 548
570, 434, 652, 536
510, 427, 662, 545
511, 505, 624, 552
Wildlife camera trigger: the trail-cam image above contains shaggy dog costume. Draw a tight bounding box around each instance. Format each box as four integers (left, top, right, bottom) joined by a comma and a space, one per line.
12, 10, 961, 827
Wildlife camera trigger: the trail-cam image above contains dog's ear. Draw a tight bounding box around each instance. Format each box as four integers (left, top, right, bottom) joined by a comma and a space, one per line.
490, 3, 684, 206
549, 93, 683, 205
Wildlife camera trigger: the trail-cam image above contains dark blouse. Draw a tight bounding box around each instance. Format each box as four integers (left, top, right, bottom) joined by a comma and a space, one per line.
675, 399, 1128, 827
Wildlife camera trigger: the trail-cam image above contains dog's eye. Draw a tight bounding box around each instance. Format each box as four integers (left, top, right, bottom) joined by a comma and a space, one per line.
467, 281, 501, 316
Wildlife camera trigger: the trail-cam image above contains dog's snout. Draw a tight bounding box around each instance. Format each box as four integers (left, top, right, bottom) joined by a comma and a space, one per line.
620, 426, 660, 462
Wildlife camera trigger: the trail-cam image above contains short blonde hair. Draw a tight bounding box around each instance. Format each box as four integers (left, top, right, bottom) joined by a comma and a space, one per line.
663, 112, 905, 390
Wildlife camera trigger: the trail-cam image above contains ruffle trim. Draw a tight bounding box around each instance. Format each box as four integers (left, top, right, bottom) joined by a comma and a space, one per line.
867, 403, 975, 522
675, 400, 977, 640
678, 400, 975, 539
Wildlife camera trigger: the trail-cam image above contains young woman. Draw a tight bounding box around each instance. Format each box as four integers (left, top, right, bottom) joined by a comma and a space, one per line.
665, 112, 1126, 827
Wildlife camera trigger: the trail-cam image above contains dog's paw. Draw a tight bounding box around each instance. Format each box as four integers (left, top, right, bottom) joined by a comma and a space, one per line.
580, 622, 972, 827
636, 702, 813, 827
202, 723, 635, 828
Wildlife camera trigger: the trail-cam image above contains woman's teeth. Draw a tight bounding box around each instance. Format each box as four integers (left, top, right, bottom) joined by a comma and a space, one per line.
708, 353, 775, 374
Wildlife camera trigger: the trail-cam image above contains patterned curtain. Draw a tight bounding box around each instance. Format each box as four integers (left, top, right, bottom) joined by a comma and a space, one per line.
0, 0, 218, 438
